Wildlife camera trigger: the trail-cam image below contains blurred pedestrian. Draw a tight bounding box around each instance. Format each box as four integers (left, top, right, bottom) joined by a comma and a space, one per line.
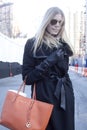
22, 6, 75, 130
77, 54, 82, 67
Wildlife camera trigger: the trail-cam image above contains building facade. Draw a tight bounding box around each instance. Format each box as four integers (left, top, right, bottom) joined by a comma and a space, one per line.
0, 1, 13, 37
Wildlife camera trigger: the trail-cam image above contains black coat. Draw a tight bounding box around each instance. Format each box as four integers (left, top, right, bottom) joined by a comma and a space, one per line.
22, 37, 75, 130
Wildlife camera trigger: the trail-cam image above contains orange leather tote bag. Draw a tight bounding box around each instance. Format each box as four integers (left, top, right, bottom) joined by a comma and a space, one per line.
0, 81, 54, 130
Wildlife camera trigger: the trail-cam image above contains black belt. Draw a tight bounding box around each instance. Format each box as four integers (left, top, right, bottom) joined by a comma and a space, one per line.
54, 77, 66, 110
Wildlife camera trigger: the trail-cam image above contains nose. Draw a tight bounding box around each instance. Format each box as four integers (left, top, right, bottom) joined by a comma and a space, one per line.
56, 22, 60, 26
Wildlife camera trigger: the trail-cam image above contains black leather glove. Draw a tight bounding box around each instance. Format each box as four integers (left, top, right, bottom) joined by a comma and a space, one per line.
36, 48, 64, 73
44, 49, 64, 65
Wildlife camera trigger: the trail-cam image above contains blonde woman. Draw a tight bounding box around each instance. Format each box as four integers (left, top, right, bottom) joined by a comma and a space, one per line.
22, 7, 75, 130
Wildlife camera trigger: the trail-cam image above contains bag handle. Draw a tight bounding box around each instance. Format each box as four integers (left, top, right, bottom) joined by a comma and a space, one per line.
17, 76, 36, 100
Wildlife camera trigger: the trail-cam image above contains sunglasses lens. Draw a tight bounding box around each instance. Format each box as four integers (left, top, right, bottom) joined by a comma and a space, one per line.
50, 19, 57, 25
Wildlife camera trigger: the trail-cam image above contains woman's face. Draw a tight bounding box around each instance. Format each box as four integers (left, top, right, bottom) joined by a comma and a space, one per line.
46, 14, 63, 36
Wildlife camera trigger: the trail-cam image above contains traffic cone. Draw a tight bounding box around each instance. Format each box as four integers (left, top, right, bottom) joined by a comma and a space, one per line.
84, 68, 87, 77
82, 67, 87, 77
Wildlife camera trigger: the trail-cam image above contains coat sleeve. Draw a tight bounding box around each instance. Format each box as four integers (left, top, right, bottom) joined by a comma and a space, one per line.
22, 39, 48, 85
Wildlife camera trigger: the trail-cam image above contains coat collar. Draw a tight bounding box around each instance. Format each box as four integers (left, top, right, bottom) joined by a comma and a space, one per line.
33, 42, 57, 58
32, 38, 73, 58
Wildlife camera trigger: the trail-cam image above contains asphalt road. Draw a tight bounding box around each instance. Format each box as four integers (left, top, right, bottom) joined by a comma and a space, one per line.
0, 71, 87, 130
69, 70, 87, 130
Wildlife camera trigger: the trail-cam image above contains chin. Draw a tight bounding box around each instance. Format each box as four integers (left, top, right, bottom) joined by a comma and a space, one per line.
51, 33, 58, 37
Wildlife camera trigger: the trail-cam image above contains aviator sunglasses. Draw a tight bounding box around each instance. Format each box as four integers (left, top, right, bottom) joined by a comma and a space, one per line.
50, 19, 62, 25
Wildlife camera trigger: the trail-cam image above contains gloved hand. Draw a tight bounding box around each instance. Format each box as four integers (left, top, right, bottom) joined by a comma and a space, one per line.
36, 48, 64, 72
44, 49, 64, 66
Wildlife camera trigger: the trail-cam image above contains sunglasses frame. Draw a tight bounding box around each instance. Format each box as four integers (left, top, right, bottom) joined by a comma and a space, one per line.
50, 19, 62, 25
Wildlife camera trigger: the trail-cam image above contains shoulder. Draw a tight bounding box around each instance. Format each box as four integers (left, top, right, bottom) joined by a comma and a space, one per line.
59, 39, 73, 56
25, 37, 35, 49
24, 37, 36, 55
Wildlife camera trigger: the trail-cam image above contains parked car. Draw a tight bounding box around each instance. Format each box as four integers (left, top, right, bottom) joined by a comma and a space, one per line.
0, 61, 22, 79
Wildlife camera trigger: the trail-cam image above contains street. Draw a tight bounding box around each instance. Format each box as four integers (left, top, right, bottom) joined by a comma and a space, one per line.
69, 70, 87, 130
0, 70, 87, 130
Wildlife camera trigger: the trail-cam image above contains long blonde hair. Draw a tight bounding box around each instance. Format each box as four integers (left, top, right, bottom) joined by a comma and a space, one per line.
33, 7, 72, 53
